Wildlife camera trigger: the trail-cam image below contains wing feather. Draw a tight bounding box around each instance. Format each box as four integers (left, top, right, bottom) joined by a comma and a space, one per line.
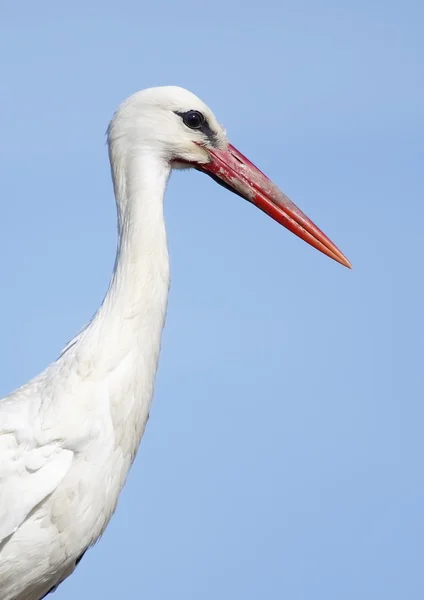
0, 438, 73, 542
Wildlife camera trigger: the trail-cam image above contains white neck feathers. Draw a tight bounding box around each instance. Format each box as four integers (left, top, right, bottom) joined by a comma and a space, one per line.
65, 131, 171, 384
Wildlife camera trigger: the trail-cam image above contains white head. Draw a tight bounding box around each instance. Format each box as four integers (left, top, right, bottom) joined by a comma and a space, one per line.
107, 86, 350, 268
108, 86, 227, 167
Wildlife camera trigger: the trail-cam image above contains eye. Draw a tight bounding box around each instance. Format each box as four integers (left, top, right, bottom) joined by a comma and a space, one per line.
182, 110, 205, 129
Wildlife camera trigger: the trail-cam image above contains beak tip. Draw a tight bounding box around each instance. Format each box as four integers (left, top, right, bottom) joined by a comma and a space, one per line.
339, 256, 352, 269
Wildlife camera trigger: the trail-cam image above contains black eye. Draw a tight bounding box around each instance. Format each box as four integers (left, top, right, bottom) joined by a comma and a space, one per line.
182, 110, 204, 129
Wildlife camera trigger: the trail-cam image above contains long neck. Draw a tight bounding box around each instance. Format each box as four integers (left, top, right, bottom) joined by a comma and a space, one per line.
69, 146, 171, 387
40, 143, 171, 490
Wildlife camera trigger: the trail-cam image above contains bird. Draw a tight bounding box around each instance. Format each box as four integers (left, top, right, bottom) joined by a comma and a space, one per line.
0, 86, 351, 600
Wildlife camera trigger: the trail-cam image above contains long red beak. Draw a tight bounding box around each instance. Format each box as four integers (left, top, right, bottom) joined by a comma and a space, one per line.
196, 144, 351, 268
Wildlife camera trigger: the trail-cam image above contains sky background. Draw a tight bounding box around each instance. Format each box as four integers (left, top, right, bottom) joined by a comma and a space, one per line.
0, 1, 423, 598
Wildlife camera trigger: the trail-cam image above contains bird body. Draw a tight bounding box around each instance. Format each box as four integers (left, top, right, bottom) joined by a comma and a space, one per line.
0, 86, 350, 600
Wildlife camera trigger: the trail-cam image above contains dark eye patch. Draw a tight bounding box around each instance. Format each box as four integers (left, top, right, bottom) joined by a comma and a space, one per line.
175, 110, 218, 146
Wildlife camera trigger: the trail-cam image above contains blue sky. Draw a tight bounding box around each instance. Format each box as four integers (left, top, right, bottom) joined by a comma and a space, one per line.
0, 1, 423, 598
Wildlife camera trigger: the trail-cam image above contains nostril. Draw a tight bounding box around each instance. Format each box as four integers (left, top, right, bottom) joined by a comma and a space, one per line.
231, 152, 244, 164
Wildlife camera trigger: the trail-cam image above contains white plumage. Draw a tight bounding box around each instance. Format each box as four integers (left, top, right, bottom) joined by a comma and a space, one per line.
0, 86, 350, 600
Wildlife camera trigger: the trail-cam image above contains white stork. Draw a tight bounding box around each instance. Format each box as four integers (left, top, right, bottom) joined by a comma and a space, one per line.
0, 86, 350, 600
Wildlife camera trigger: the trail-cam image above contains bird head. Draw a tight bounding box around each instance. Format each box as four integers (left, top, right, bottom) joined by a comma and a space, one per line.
108, 86, 351, 268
